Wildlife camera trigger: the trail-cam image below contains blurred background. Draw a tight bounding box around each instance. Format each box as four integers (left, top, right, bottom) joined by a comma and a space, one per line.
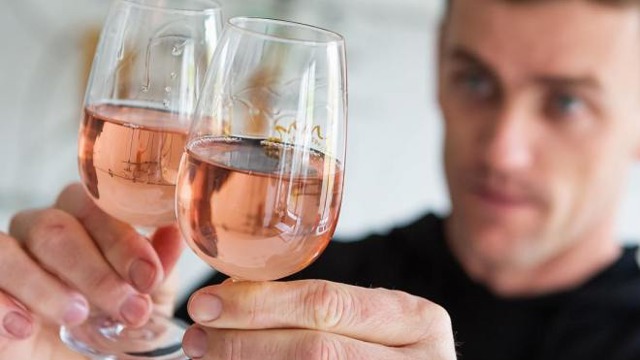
2, 0, 640, 301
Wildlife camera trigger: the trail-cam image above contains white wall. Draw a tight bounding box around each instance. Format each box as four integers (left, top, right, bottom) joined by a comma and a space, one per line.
2, 0, 640, 302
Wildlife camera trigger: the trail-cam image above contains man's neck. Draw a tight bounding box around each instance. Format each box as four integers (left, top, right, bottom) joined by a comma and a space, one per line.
445, 218, 622, 298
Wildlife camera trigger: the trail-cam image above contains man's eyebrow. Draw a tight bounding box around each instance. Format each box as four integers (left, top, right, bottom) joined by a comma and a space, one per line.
446, 46, 493, 70
533, 76, 601, 92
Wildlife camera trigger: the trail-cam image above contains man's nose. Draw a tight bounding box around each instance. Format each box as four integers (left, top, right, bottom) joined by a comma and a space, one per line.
481, 106, 535, 172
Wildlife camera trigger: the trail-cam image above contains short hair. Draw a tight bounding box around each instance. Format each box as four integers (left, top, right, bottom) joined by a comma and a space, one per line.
444, 0, 640, 17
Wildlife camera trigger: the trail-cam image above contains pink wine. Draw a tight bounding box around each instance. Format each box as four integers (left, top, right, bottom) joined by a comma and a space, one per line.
78, 104, 187, 227
176, 137, 344, 281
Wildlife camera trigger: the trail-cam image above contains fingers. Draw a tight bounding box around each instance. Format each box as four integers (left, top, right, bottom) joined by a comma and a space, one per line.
0, 291, 33, 340
149, 224, 184, 278
187, 280, 454, 348
54, 183, 164, 293
5, 182, 184, 328
182, 326, 411, 360
8, 209, 150, 327
0, 232, 88, 330
147, 225, 185, 315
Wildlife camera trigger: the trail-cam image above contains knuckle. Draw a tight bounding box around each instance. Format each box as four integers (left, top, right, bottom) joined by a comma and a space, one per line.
0, 232, 19, 251
427, 302, 452, 330
220, 331, 244, 360
101, 229, 137, 262
8, 210, 27, 236
297, 333, 345, 360
414, 297, 453, 339
0, 233, 20, 272
90, 268, 125, 297
57, 183, 75, 201
55, 183, 95, 220
8, 209, 39, 238
305, 281, 354, 330
247, 287, 267, 327
56, 183, 84, 205
119, 229, 147, 252
24, 209, 74, 254
86, 270, 133, 313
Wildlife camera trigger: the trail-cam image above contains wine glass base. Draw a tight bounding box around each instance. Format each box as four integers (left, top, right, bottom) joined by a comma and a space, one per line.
60, 312, 188, 360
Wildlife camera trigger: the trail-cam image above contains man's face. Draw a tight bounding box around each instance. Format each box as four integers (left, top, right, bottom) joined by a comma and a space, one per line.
439, 0, 640, 269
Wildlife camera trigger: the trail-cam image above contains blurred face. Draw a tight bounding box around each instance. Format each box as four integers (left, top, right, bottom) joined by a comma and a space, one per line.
439, 0, 640, 269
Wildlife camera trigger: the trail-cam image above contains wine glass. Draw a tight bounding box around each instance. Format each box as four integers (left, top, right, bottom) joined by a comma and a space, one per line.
60, 0, 222, 358
176, 17, 347, 282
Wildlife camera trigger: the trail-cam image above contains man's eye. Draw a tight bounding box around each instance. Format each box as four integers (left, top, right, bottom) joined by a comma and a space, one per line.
453, 70, 495, 100
548, 93, 585, 117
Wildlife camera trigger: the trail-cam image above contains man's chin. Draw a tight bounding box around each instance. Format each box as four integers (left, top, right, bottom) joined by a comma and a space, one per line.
453, 219, 541, 268
450, 200, 542, 248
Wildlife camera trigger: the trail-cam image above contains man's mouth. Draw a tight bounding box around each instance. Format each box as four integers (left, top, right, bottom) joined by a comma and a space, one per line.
470, 184, 533, 209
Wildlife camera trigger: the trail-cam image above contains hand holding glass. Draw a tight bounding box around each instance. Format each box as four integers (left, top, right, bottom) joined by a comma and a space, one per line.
62, 1, 222, 358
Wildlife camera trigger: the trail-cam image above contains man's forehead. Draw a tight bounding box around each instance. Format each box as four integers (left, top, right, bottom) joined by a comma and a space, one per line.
444, 0, 640, 81
446, 0, 640, 24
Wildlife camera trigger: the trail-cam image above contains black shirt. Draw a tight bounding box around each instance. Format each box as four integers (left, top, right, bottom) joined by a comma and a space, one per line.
176, 213, 640, 360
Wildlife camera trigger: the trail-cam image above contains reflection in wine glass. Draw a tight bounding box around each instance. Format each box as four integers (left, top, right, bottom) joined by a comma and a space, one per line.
176, 17, 348, 282
60, 1, 222, 359
79, 105, 189, 227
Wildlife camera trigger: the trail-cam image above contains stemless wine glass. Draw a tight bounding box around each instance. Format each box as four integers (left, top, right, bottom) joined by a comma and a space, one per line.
176, 17, 347, 282
61, 0, 222, 359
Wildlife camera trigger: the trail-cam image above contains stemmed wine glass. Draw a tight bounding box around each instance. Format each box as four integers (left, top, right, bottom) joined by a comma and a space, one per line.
61, 0, 222, 358
176, 17, 347, 282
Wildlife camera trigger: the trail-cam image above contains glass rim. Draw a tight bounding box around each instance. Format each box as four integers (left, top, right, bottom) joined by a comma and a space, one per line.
227, 16, 345, 46
121, 0, 222, 15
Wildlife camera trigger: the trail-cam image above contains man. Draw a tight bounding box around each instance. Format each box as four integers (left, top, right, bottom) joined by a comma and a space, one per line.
2, 0, 640, 358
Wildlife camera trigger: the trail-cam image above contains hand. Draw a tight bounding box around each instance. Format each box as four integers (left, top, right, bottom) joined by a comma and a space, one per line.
183, 280, 457, 359
0, 183, 184, 359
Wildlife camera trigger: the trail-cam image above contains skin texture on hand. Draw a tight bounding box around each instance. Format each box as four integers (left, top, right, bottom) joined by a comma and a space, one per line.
183, 280, 457, 360
0, 183, 184, 360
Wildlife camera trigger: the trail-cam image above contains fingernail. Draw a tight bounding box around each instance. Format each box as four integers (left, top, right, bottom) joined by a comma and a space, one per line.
183, 327, 207, 359
189, 293, 222, 323
120, 294, 149, 325
129, 259, 157, 292
63, 297, 89, 326
3, 312, 32, 339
